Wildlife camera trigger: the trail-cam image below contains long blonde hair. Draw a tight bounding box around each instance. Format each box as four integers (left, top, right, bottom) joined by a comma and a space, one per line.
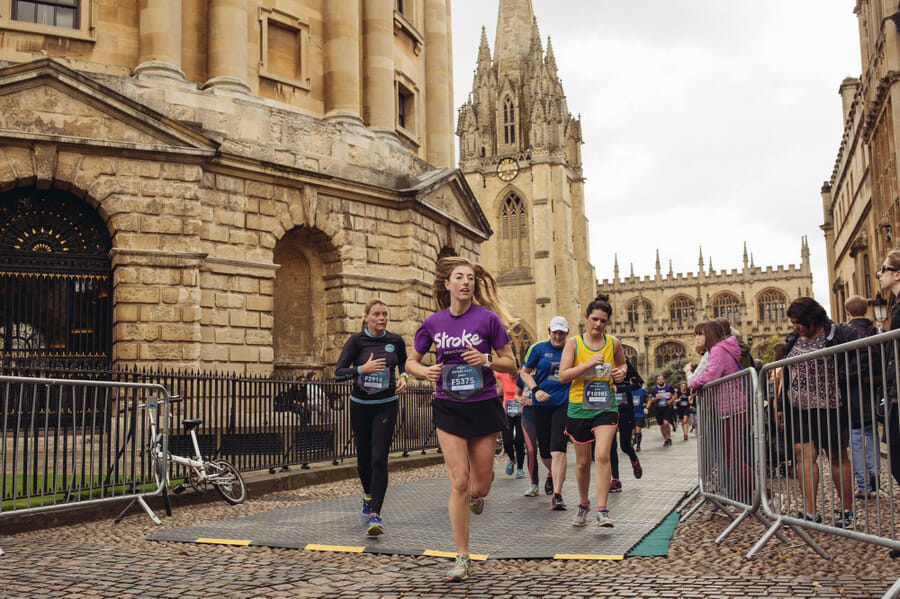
432, 257, 516, 327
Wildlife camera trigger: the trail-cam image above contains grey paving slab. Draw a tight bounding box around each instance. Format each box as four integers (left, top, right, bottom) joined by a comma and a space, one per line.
147, 433, 698, 559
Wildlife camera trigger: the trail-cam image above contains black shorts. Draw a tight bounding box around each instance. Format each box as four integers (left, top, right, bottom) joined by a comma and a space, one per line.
655, 405, 674, 426
433, 396, 506, 439
676, 404, 691, 418
532, 403, 569, 455
633, 417, 647, 428
790, 407, 849, 452
564, 412, 618, 444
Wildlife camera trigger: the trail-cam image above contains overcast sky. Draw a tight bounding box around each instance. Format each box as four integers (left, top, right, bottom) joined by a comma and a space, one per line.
450, 1, 863, 309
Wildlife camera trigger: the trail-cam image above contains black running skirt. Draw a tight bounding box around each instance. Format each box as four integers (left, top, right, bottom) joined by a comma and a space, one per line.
433, 396, 506, 439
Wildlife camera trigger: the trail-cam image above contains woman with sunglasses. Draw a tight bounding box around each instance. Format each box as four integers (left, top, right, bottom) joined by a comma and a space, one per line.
877, 251, 900, 488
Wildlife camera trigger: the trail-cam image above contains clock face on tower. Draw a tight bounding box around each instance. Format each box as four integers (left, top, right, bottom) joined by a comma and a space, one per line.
497, 157, 519, 182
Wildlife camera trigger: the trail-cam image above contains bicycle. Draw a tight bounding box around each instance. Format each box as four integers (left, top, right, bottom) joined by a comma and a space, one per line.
115, 394, 247, 524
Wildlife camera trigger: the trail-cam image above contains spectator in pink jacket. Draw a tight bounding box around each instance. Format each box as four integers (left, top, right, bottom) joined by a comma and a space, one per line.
686, 320, 741, 391
686, 320, 752, 503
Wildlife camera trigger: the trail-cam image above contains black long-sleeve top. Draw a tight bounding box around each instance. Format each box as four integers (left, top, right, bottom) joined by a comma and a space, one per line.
334, 330, 408, 403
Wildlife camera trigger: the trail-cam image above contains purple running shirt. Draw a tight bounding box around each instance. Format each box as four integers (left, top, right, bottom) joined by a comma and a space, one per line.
414, 304, 510, 403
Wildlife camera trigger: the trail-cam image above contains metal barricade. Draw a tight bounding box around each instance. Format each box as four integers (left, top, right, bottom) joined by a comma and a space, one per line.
0, 375, 171, 526
753, 329, 900, 559
681, 367, 785, 546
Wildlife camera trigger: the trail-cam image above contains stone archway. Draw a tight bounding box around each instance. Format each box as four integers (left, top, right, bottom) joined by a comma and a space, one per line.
0, 187, 112, 368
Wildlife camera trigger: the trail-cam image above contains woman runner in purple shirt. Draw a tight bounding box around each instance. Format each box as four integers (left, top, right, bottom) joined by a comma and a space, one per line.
406, 257, 517, 582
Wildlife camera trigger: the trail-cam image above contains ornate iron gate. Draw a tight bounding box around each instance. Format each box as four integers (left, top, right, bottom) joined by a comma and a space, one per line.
0, 188, 111, 368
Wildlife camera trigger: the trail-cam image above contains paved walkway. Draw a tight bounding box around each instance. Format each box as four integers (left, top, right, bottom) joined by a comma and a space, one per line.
147, 434, 697, 559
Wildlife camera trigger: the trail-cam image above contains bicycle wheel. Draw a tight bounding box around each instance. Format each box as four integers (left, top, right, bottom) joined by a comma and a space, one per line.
494, 432, 504, 457
208, 459, 247, 505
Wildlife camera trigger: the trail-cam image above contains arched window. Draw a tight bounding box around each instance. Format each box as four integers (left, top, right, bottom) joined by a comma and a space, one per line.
626, 299, 653, 324
500, 193, 528, 270
757, 289, 787, 324
655, 341, 686, 369
503, 96, 516, 145
669, 295, 695, 328
0, 188, 112, 368
622, 344, 638, 365
711, 293, 741, 325
507, 322, 532, 367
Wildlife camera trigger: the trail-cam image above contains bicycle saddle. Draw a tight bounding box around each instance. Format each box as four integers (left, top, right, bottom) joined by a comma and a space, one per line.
182, 418, 203, 430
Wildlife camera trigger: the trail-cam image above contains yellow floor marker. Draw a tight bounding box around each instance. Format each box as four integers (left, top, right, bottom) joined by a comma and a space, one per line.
305, 544, 365, 553
195, 538, 252, 546
422, 549, 488, 561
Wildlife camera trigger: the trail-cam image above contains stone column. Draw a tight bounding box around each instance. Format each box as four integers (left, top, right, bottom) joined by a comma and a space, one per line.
204, 0, 251, 94
425, 0, 453, 167
324, 1, 362, 123
134, 0, 185, 80
363, 0, 394, 135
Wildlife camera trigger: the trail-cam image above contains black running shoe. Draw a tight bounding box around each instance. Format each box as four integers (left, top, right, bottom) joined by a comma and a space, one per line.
544, 474, 554, 495
551, 493, 566, 511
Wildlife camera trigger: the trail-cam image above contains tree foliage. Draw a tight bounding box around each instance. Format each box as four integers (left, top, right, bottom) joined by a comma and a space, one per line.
644, 357, 690, 391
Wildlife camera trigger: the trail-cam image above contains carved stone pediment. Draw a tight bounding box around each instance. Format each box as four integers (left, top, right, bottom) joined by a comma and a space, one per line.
407, 168, 491, 240
0, 58, 217, 156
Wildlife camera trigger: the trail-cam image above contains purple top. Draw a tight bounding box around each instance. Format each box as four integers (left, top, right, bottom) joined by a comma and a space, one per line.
414, 304, 510, 402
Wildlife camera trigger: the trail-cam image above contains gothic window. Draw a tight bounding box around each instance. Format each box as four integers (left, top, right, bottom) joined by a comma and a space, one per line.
13, 0, 78, 28
507, 322, 532, 367
668, 295, 695, 328
655, 341, 686, 369
622, 344, 638, 365
499, 193, 528, 270
503, 96, 516, 145
626, 299, 652, 324
711, 293, 741, 325
757, 289, 787, 324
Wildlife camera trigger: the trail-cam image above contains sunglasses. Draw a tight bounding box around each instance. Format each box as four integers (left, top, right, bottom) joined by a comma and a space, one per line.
878, 265, 900, 275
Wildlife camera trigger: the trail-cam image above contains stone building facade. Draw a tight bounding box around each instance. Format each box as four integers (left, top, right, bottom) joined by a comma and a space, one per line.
821, 1, 900, 322
456, 0, 596, 359
600, 242, 813, 375
0, 0, 484, 375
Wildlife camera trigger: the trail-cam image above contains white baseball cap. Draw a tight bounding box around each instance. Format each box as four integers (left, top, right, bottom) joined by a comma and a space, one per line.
549, 316, 569, 332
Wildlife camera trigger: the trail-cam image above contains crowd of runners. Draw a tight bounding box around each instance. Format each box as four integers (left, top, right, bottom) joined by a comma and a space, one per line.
334, 256, 710, 582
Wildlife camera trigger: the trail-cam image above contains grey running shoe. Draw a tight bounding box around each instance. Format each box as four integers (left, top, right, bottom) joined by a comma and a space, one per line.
446, 554, 471, 582
551, 493, 566, 511
595, 509, 614, 528
572, 502, 590, 526
524, 483, 540, 497
468, 495, 484, 515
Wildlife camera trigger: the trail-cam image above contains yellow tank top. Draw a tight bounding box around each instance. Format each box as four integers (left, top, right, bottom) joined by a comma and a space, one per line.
568, 333, 617, 415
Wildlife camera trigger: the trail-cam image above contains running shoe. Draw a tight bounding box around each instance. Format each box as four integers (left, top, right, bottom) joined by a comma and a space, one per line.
609, 478, 622, 493
551, 493, 566, 511
572, 502, 590, 526
469, 495, 484, 515
365, 513, 384, 536
360, 497, 372, 520
834, 509, 855, 529
544, 474, 554, 495
595, 509, 614, 528
524, 483, 540, 497
505, 460, 515, 475
446, 554, 471, 582
684, 434, 689, 441
635, 445, 641, 453
796, 511, 822, 523
515, 468, 525, 479
664, 438, 672, 447
631, 458, 643, 479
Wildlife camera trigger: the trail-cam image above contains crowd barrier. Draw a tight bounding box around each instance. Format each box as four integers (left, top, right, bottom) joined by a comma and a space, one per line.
1, 371, 440, 529
0, 375, 172, 530
685, 327, 900, 571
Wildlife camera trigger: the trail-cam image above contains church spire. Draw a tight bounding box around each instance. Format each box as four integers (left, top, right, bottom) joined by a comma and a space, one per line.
655, 249, 661, 277
668, 259, 674, 278
698, 246, 704, 273
614, 253, 619, 281
494, 0, 536, 75
743, 241, 749, 269
545, 36, 558, 75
